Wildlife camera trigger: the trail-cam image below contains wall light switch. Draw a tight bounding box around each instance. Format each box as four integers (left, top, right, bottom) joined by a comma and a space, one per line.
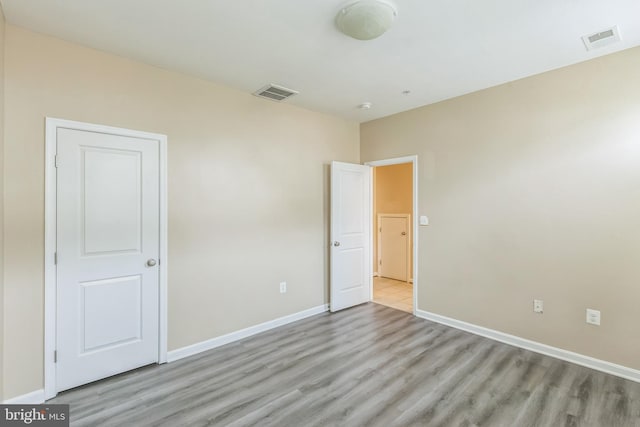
419, 215, 429, 226
586, 309, 600, 325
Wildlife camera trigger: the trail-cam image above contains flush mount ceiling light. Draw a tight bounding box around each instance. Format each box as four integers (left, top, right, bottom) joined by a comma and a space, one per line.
335, 0, 398, 41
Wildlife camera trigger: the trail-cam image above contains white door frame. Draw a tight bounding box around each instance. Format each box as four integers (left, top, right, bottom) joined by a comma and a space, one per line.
366, 156, 418, 315
44, 117, 169, 400
377, 213, 411, 282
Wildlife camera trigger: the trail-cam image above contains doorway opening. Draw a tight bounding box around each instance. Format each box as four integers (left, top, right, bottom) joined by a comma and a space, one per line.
367, 158, 416, 313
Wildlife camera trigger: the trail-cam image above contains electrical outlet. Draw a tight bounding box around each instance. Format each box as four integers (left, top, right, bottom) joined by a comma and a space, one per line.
279, 282, 287, 294
586, 309, 600, 325
533, 299, 543, 314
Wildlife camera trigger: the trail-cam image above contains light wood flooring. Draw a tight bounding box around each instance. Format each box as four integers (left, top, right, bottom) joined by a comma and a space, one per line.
373, 276, 413, 313
50, 303, 640, 426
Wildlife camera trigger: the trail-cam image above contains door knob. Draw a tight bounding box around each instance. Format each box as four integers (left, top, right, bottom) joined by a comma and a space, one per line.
401, 232, 406, 236
146, 259, 157, 267
333, 241, 341, 247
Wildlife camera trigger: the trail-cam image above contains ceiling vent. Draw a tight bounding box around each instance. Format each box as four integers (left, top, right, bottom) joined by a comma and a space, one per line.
253, 84, 299, 102
582, 26, 621, 51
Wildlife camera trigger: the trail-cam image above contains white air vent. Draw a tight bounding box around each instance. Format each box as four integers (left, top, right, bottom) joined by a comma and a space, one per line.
582, 26, 621, 51
253, 84, 299, 102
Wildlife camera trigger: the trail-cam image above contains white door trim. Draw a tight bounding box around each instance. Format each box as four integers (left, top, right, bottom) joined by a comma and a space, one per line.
377, 213, 411, 282
365, 156, 418, 315
44, 117, 169, 400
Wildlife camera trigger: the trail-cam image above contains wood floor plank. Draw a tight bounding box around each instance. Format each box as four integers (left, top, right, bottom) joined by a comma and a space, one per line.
50, 303, 640, 426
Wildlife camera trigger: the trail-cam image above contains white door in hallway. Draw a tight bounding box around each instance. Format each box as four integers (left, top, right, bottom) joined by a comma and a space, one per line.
378, 214, 410, 282
56, 127, 160, 392
330, 161, 372, 312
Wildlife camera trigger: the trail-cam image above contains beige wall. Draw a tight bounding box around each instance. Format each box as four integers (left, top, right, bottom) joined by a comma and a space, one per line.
0, 4, 5, 403
373, 163, 413, 278
2, 25, 359, 399
361, 46, 640, 370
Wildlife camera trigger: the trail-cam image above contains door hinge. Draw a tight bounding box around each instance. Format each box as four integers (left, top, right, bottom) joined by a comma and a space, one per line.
54, 155, 59, 168
54, 252, 57, 265
379, 260, 382, 265
54, 351, 57, 363
379, 227, 382, 232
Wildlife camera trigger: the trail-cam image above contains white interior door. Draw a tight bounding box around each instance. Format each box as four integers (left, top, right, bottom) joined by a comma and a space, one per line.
379, 214, 410, 282
56, 128, 160, 392
330, 161, 371, 312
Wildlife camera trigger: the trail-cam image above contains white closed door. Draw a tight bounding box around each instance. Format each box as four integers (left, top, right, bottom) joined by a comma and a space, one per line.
56, 128, 160, 392
330, 161, 371, 312
379, 214, 410, 282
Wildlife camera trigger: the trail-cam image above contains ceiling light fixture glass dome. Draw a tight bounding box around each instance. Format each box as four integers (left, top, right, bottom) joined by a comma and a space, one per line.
335, 0, 398, 41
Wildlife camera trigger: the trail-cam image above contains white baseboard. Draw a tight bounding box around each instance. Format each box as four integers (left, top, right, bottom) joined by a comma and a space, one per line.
373, 273, 412, 283
415, 309, 640, 384
3, 389, 45, 404
167, 304, 329, 362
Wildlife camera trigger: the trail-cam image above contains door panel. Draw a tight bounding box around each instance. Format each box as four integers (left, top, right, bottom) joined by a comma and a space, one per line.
56, 128, 160, 392
80, 275, 142, 352
82, 148, 142, 254
378, 214, 410, 281
330, 161, 371, 312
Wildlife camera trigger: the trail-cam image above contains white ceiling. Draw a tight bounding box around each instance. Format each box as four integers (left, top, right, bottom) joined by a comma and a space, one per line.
2, 0, 639, 122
